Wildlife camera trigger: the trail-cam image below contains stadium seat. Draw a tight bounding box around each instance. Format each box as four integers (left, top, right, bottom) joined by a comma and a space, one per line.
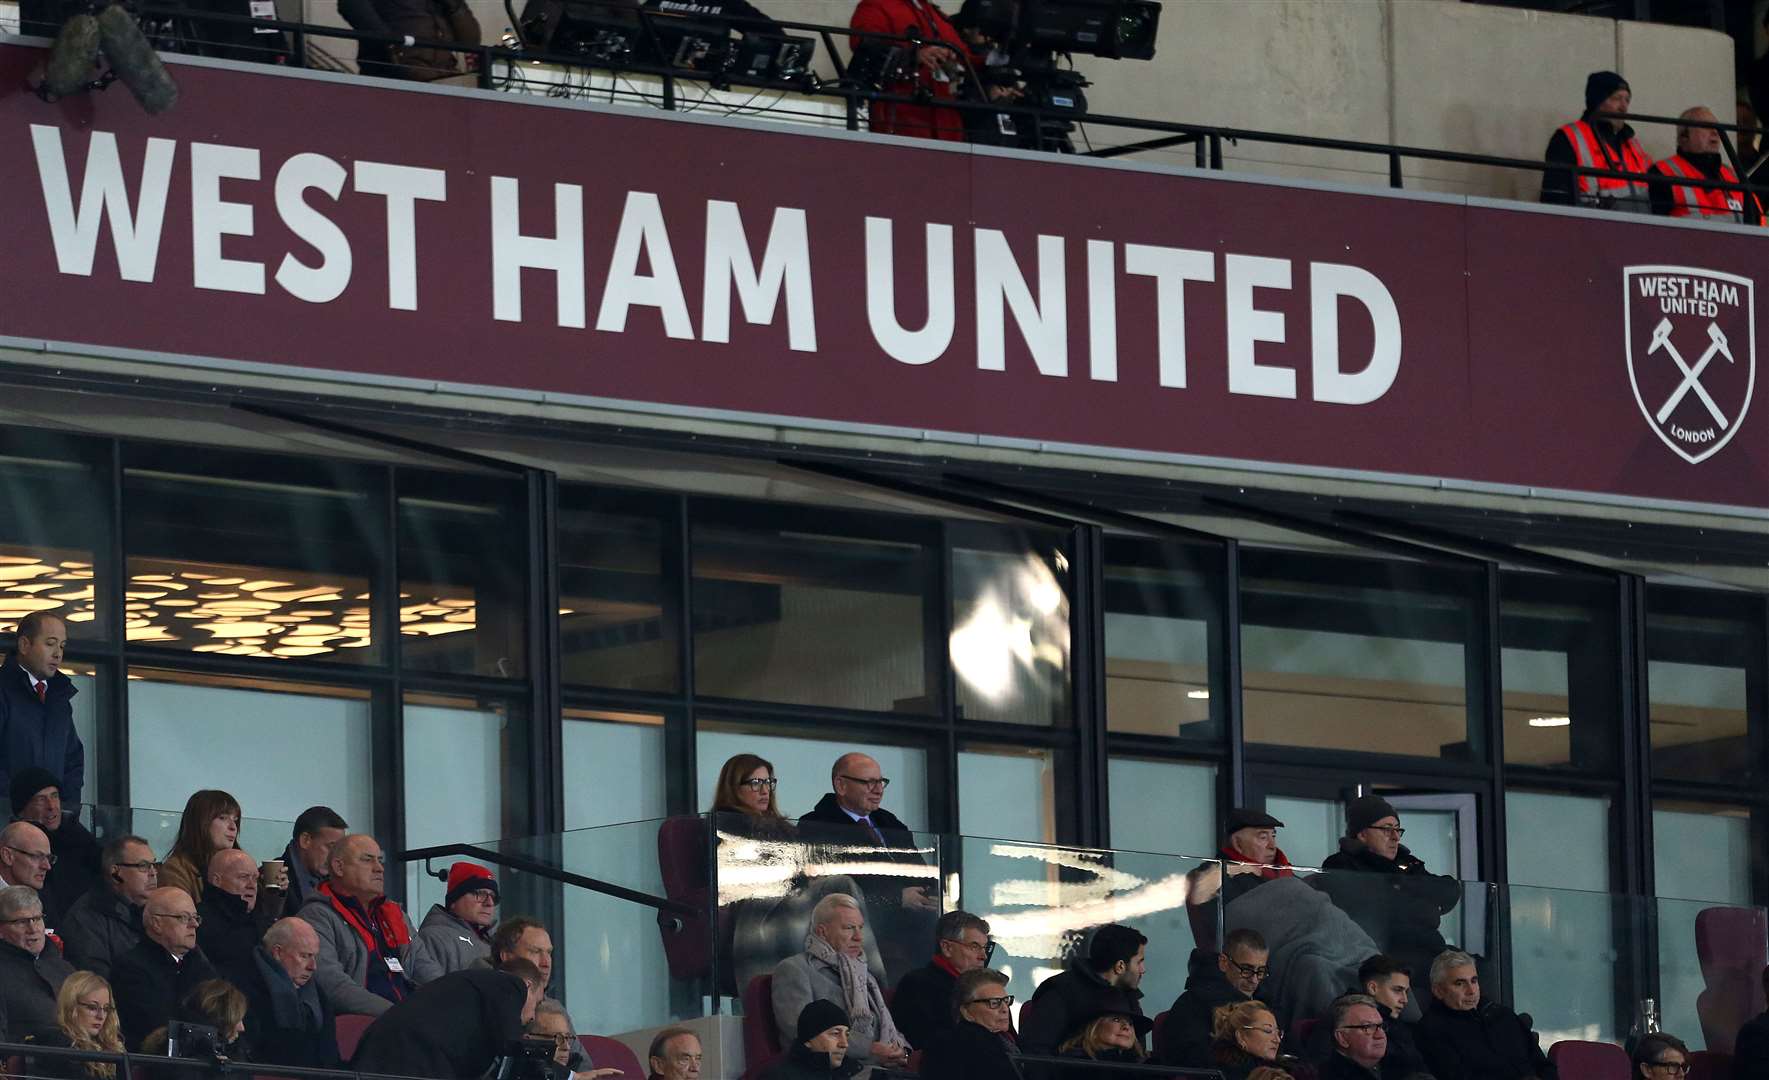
1688, 1050, 1732, 1080
336, 1013, 375, 1063
1547, 1039, 1630, 1080
1696, 906, 1768, 1054
657, 816, 714, 981
1294, 1017, 1318, 1046
582, 1034, 645, 1080
1150, 1010, 1169, 1060
742, 973, 783, 1080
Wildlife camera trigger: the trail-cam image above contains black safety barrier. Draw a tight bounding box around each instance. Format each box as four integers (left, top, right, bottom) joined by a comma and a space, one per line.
0, 1039, 432, 1080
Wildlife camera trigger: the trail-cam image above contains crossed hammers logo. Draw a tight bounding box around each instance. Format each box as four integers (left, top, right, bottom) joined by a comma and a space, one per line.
1648, 316, 1736, 429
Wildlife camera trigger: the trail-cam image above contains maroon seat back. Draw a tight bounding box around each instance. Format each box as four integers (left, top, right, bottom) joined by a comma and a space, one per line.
1547, 1040, 1630, 1080
1689, 1050, 1733, 1080
1150, 1010, 1170, 1061
1696, 906, 1768, 1054
336, 1013, 375, 1063
582, 1035, 646, 1080
742, 973, 783, 1080
1294, 1017, 1319, 1046
657, 817, 713, 980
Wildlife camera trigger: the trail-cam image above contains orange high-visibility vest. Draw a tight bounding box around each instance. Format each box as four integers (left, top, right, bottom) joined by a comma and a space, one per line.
1559, 120, 1652, 204
1653, 154, 1762, 224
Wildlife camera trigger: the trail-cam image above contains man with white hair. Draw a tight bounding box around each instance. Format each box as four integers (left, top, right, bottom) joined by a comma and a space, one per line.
0, 883, 73, 1041
1414, 950, 1555, 1080
237, 916, 341, 1068
771, 892, 910, 1069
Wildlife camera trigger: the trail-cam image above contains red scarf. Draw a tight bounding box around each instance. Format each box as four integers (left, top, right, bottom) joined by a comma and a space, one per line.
318, 881, 412, 954
932, 953, 962, 978
1219, 845, 1295, 880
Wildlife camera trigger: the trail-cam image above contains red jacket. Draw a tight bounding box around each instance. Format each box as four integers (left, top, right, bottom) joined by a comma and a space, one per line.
850, 0, 970, 142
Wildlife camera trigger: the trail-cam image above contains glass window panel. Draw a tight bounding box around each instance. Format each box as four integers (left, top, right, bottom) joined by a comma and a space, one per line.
403, 693, 528, 902
1505, 791, 1617, 1045
1264, 795, 1341, 869
127, 670, 373, 839
695, 725, 929, 830
692, 512, 934, 714
1103, 537, 1221, 740
58, 662, 104, 808
563, 709, 668, 830
121, 449, 382, 663
951, 524, 1073, 727
0, 434, 112, 642
1647, 587, 1762, 785
1241, 550, 1478, 760
1500, 575, 1621, 772
1107, 757, 1214, 857
399, 471, 528, 678
958, 746, 1055, 844
559, 488, 678, 693
1654, 802, 1755, 1051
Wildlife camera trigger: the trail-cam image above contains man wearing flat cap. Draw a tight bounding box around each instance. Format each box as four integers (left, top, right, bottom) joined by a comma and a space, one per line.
417, 862, 498, 975
1182, 807, 1295, 951
1541, 70, 1653, 212
1315, 795, 1461, 993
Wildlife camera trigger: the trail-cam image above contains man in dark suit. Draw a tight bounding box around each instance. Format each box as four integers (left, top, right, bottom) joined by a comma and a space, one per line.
351, 961, 545, 1079
0, 614, 83, 813
237, 917, 342, 1069
892, 910, 993, 1052
113, 886, 218, 1049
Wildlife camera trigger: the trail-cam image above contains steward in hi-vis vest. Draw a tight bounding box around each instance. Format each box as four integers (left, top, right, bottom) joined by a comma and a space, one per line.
1648, 106, 1765, 226
1541, 70, 1654, 214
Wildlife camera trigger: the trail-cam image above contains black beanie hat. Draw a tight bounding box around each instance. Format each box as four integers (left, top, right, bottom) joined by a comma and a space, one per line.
1585, 70, 1630, 113
1346, 795, 1399, 837
9, 767, 62, 817
796, 999, 851, 1045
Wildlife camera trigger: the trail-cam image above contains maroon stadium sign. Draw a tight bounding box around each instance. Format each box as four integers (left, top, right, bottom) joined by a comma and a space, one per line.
1, 44, 1766, 512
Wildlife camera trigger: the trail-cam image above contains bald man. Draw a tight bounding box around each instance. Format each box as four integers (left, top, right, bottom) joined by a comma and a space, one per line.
238, 917, 342, 1068
297, 834, 440, 1017
798, 752, 938, 983
198, 847, 286, 978
1650, 106, 1764, 223
113, 885, 219, 1047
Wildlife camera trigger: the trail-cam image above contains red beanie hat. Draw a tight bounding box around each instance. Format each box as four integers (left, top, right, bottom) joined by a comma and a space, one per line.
445, 861, 498, 905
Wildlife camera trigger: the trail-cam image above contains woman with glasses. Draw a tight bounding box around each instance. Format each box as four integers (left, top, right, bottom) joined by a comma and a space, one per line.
1055, 992, 1154, 1080
1209, 1000, 1283, 1080
1316, 795, 1460, 998
1631, 1033, 1691, 1080
23, 971, 125, 1080
921, 968, 1017, 1080
711, 754, 793, 835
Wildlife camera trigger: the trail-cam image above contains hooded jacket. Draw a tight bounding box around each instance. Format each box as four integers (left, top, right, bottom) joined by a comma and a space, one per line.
349, 968, 528, 1079
58, 884, 144, 978
1019, 960, 1142, 1059
417, 903, 492, 975
0, 657, 83, 809
1156, 948, 1252, 1068
1414, 996, 1556, 1080
1315, 839, 1459, 978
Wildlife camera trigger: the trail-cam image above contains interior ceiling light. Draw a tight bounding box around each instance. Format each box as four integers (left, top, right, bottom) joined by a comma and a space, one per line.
1528, 716, 1572, 728
1186, 689, 1209, 699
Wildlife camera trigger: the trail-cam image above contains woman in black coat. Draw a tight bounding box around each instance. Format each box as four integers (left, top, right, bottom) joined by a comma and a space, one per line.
1054, 990, 1152, 1080
763, 999, 864, 1080
921, 969, 1021, 1080
351, 966, 543, 1080
1208, 1000, 1283, 1080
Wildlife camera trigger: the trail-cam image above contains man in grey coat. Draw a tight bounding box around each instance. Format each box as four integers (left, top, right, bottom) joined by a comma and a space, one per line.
298, 834, 440, 1017
771, 893, 909, 1069
417, 862, 497, 975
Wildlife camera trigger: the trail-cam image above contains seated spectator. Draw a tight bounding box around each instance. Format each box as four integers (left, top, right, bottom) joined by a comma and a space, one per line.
197, 847, 285, 978
1303, 955, 1425, 1077
12, 768, 99, 922
60, 834, 156, 977
1185, 809, 1293, 948
772, 893, 909, 1069
892, 909, 992, 1051
1540, 71, 1651, 212
138, 978, 248, 1062
281, 807, 349, 911
1317, 797, 1459, 990
487, 915, 555, 993
299, 833, 437, 1017
1210, 999, 1283, 1080
711, 753, 793, 837
1734, 963, 1769, 1080
0, 884, 75, 1041
351, 961, 547, 1080
1319, 995, 1387, 1080
112, 886, 218, 1050
1056, 993, 1152, 1080
21, 970, 126, 1080
158, 790, 246, 906
418, 861, 497, 975
1649, 107, 1764, 223
647, 1027, 703, 1080
0, 613, 84, 812
0, 820, 57, 921
764, 998, 863, 1080
1158, 928, 1267, 1068
1414, 950, 1554, 1080
1020, 923, 1147, 1057
921, 967, 1017, 1080
1633, 1034, 1690, 1080
527, 999, 622, 1080
236, 917, 341, 1069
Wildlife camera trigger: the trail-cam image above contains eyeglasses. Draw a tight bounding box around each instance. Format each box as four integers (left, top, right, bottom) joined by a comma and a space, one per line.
838, 775, 890, 790
946, 937, 997, 962
1338, 1023, 1385, 1033
149, 911, 203, 926
969, 995, 1014, 1009
4, 845, 56, 866
1648, 1062, 1690, 1075
1240, 1025, 1283, 1039
77, 1001, 117, 1016
738, 778, 779, 791
1367, 825, 1406, 837
0, 914, 46, 927
115, 860, 160, 873
1226, 957, 1271, 979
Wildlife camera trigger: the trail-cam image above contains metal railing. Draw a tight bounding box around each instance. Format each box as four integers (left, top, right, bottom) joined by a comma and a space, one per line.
0, 1041, 430, 1080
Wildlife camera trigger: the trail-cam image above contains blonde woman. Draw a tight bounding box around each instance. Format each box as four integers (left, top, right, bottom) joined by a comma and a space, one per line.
24, 971, 125, 1080
1209, 999, 1282, 1080
1054, 994, 1151, 1080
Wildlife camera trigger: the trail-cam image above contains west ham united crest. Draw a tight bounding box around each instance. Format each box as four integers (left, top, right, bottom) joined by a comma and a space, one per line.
1624, 265, 1757, 464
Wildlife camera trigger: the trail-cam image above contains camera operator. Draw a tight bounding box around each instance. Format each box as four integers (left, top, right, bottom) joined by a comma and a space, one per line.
850, 0, 975, 142
339, 0, 482, 81
947, 0, 1024, 144
351, 959, 547, 1080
